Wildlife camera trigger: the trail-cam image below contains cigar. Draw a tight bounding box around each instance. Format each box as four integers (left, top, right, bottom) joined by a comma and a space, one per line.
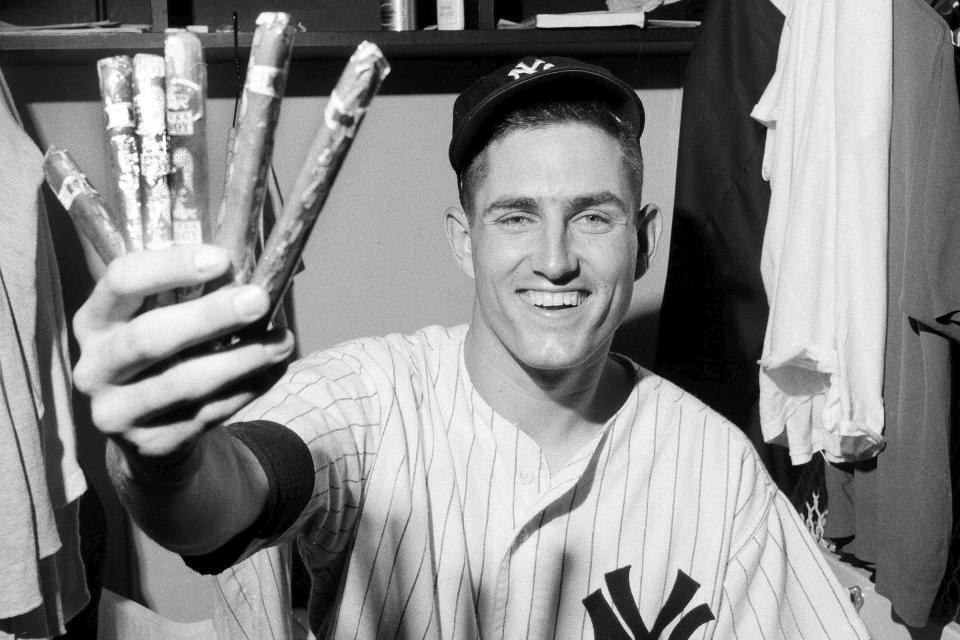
165, 32, 209, 247
133, 53, 173, 251
97, 55, 144, 251
43, 147, 127, 265
250, 41, 390, 318
213, 12, 296, 285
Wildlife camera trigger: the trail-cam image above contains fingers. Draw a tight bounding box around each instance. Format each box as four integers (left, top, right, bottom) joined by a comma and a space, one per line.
74, 282, 277, 390
89, 329, 294, 453
72, 243, 294, 459
107, 385, 263, 459
74, 245, 231, 339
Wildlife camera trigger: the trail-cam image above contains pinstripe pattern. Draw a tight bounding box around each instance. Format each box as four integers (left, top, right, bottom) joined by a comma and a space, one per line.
225, 324, 869, 639
212, 544, 294, 639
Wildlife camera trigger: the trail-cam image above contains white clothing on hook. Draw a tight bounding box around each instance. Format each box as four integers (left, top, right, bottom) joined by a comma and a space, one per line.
751, 0, 891, 464
0, 68, 89, 637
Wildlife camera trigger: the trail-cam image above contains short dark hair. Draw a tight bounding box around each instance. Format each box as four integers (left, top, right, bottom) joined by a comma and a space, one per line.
457, 90, 644, 218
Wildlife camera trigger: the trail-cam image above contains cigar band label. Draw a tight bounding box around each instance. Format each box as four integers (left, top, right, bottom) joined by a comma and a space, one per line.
140, 138, 171, 179
56, 175, 87, 210
246, 65, 281, 97
135, 88, 167, 134
167, 78, 203, 114
104, 102, 134, 130
167, 110, 195, 136
173, 219, 203, 246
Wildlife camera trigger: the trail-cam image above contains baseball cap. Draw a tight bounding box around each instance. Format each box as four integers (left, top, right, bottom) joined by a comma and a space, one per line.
448, 55, 645, 174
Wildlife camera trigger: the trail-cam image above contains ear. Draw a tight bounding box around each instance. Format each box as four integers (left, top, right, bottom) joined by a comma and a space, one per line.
635, 203, 662, 280
444, 206, 475, 280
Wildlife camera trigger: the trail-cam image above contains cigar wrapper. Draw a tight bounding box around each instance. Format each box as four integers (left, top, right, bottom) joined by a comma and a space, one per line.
214, 12, 296, 285
97, 55, 144, 251
133, 53, 173, 251
165, 32, 210, 247
251, 41, 390, 317
43, 147, 127, 265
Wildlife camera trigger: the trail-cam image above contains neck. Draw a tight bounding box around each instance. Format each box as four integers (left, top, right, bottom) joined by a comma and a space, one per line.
463, 326, 631, 470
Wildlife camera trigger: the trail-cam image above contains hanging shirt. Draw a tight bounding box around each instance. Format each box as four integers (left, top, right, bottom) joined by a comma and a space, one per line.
654, 0, 783, 441
824, 0, 960, 626
0, 67, 89, 636
751, 0, 891, 464
186, 325, 868, 639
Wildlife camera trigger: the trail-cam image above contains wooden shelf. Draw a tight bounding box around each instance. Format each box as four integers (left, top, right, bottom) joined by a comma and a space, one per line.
0, 27, 697, 65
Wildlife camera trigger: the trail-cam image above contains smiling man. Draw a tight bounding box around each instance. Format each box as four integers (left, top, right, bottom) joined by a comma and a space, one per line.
447, 111, 656, 471
72, 57, 869, 638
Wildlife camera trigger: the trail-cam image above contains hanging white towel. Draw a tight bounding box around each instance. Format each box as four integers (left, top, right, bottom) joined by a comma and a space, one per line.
751, 0, 891, 464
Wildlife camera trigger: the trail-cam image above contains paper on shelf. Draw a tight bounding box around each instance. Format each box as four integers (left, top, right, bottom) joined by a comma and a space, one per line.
498, 9, 645, 29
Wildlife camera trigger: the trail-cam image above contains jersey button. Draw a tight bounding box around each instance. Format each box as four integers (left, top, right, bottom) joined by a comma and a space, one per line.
518, 469, 535, 485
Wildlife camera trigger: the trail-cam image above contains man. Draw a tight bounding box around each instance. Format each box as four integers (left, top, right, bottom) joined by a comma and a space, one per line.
72, 56, 869, 638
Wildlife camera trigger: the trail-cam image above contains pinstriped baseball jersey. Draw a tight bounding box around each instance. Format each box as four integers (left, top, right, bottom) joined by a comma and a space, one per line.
224, 324, 869, 639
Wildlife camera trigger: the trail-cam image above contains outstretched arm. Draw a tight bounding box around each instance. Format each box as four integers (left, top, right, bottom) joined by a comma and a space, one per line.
72, 243, 295, 555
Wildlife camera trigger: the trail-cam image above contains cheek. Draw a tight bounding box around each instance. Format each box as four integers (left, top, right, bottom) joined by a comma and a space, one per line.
470, 253, 511, 304
471, 237, 526, 280
586, 235, 637, 282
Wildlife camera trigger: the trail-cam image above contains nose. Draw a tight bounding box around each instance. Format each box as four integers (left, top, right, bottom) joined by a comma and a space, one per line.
531, 218, 579, 282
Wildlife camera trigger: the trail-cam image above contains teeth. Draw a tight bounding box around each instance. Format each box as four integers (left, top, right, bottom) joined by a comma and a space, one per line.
521, 290, 584, 307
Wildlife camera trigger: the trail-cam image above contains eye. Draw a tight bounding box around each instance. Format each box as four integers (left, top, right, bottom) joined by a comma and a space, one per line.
496, 213, 534, 228
574, 211, 614, 231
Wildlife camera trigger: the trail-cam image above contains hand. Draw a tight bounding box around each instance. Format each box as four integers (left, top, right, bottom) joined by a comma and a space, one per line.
72, 244, 295, 459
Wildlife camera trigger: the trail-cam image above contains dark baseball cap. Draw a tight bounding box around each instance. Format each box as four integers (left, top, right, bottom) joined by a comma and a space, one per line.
448, 55, 645, 174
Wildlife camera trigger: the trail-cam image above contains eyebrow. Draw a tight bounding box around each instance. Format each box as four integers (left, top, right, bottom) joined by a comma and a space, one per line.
482, 191, 629, 217
569, 191, 629, 213
483, 196, 538, 216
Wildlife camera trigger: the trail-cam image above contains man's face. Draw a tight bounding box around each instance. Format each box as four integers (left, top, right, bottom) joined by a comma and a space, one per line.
461, 123, 640, 374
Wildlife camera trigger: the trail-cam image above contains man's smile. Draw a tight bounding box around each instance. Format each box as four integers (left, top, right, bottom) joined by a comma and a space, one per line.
517, 289, 589, 310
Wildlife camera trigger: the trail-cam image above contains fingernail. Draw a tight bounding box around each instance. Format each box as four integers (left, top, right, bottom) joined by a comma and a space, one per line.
194, 247, 228, 274
267, 332, 295, 358
232, 287, 269, 320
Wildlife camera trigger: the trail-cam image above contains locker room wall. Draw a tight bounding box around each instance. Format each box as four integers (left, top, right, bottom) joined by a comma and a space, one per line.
2, 55, 684, 623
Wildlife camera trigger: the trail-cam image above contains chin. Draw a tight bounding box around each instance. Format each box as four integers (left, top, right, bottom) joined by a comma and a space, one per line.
513, 336, 605, 372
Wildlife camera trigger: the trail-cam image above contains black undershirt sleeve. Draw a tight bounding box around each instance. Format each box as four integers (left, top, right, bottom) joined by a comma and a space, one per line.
181, 420, 314, 575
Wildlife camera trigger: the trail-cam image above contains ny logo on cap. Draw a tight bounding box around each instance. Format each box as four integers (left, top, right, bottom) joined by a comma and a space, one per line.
507, 58, 555, 80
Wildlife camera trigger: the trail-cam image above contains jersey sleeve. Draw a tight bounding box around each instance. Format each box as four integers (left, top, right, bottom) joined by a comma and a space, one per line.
712, 458, 870, 639
182, 337, 400, 575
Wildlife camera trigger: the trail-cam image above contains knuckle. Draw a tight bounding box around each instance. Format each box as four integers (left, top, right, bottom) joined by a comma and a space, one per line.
72, 306, 91, 342
72, 360, 95, 395
156, 367, 200, 405
101, 260, 134, 295
89, 393, 127, 435
72, 334, 111, 394
117, 325, 161, 363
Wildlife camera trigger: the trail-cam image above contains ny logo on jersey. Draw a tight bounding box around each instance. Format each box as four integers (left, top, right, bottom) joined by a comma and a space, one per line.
507, 58, 555, 80
582, 566, 715, 640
